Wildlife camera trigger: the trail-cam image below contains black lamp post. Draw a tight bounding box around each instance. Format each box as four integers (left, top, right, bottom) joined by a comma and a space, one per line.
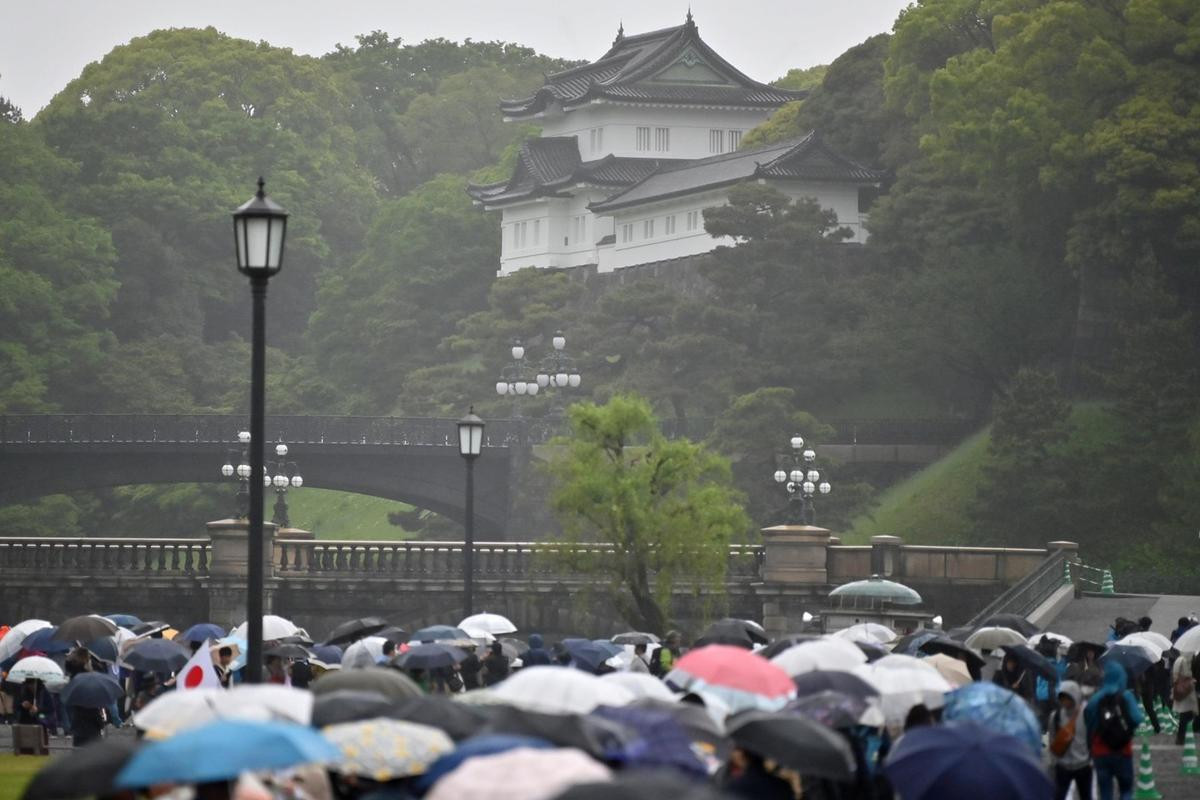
772, 433, 832, 525
232, 177, 287, 684
220, 430, 253, 518
457, 408, 485, 617
265, 442, 303, 528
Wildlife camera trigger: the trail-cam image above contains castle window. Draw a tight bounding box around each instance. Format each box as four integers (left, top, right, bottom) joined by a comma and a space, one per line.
621, 223, 633, 243
636, 127, 651, 151
728, 130, 742, 150
665, 215, 676, 235
686, 210, 700, 231
644, 219, 655, 239
655, 127, 670, 152
589, 127, 603, 154
709, 129, 725, 154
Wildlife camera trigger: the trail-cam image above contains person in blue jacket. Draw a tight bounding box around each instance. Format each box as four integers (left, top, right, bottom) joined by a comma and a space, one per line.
1084, 661, 1144, 800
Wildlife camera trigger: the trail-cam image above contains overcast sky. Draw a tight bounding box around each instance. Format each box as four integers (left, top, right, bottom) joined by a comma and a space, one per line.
0, 1, 910, 117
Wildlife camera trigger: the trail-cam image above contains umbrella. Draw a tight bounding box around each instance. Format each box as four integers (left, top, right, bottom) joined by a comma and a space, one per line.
323, 616, 390, 646
311, 666, 423, 701
411, 625, 470, 642
122, 638, 191, 674
0, 619, 51, 661
1100, 643, 1155, 678
83, 636, 118, 664
7, 656, 66, 686
395, 643, 467, 671
265, 643, 315, 660
21, 736, 141, 800
668, 645, 794, 714
130, 621, 170, 637
480, 706, 636, 759
1175, 625, 1200, 654
392, 695, 492, 741
324, 718, 454, 781
52, 616, 117, 643
892, 630, 941, 656
964, 626, 1027, 651
611, 632, 660, 646
493, 666, 634, 714
999, 644, 1059, 681
852, 662, 952, 721
499, 637, 530, 656
134, 685, 314, 736
829, 575, 923, 606
770, 638, 867, 676
375, 625, 410, 644
101, 614, 141, 628
832, 622, 897, 644
19, 627, 71, 656
115, 720, 339, 789
591, 705, 708, 776
310, 643, 344, 665
1028, 632, 1073, 651
59, 673, 123, 709
459, 613, 517, 635
1066, 641, 1107, 662
792, 669, 880, 701
599, 672, 677, 702
554, 772, 728, 800
941, 682, 1042, 756
426, 746, 611, 800
758, 634, 821, 660
1116, 633, 1166, 661
311, 689, 396, 728
213, 635, 248, 671
981, 614, 1040, 637
918, 637, 986, 679
233, 615, 302, 642
787, 690, 879, 729
884, 720, 1052, 800
854, 640, 889, 661
341, 636, 386, 669
177, 623, 226, 644
922, 653, 973, 687
727, 710, 858, 781
416, 734, 555, 791
561, 639, 617, 673
625, 698, 728, 758
692, 619, 755, 649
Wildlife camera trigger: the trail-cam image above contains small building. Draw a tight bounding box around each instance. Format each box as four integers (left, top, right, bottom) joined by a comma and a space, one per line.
467, 13, 884, 276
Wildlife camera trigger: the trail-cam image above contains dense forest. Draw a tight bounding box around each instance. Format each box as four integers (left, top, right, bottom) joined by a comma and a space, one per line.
1, 1, 1198, 577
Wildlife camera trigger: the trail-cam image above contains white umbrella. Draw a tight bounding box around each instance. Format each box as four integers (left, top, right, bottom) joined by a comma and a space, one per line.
457, 613, 517, 635
341, 636, 386, 669
1028, 632, 1073, 651
133, 684, 313, 737
460, 627, 496, 644
771, 639, 868, 677
1176, 626, 1200, 655
426, 746, 611, 800
1120, 631, 1171, 653
0, 619, 51, 662
872, 654, 940, 673
853, 662, 953, 721
1116, 634, 1164, 661
599, 671, 677, 702
232, 615, 303, 642
964, 626, 1027, 651
7, 655, 66, 687
832, 623, 897, 644
493, 666, 634, 714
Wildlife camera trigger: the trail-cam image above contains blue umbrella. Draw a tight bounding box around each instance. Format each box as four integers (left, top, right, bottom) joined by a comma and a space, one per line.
177, 623, 226, 645
395, 643, 466, 670
590, 640, 624, 658
102, 614, 142, 628
941, 682, 1041, 756
122, 639, 191, 674
115, 720, 340, 788
415, 734, 554, 791
591, 705, 708, 777
884, 720, 1051, 800
311, 644, 343, 664
561, 639, 611, 673
84, 636, 119, 664
60, 673, 124, 709
410, 625, 469, 643
20, 627, 71, 656
1101, 644, 1154, 678
893, 630, 940, 656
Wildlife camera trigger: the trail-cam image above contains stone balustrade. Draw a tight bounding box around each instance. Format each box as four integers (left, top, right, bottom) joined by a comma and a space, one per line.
0, 536, 209, 574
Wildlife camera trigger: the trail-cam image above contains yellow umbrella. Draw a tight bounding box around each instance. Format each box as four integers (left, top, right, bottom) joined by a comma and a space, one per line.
924, 653, 973, 687
323, 719, 453, 782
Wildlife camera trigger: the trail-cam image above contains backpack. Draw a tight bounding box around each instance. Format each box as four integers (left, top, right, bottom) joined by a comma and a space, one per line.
1096, 693, 1133, 751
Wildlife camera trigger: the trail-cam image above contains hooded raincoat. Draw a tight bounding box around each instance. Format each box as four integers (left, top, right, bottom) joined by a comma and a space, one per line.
1084, 661, 1144, 757
1051, 680, 1090, 770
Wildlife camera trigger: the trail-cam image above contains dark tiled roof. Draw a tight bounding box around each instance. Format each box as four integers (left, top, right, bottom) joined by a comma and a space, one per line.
501, 17, 805, 117
466, 139, 684, 206
588, 132, 885, 213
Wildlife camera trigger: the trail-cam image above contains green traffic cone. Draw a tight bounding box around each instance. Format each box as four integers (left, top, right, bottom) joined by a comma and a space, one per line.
1101, 568, 1116, 594
1133, 735, 1163, 800
1064, 560, 1072, 584
1158, 702, 1177, 735
1183, 721, 1200, 775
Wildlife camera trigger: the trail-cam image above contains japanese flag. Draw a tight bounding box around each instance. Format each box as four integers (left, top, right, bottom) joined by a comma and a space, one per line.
178, 638, 221, 690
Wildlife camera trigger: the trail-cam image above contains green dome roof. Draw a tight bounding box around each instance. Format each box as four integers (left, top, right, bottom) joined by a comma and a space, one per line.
828, 575, 923, 606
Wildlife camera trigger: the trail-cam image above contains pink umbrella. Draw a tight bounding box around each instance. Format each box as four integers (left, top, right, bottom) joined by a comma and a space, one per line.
667, 645, 795, 713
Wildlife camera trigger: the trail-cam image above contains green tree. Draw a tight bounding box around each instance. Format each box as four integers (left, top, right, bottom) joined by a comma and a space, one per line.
548, 394, 751, 632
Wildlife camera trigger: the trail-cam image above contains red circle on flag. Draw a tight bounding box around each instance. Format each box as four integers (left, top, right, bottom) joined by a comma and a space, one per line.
184, 665, 205, 688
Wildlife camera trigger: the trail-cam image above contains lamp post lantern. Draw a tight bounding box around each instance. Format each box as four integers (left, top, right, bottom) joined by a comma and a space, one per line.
772, 433, 832, 525
265, 442, 303, 528
232, 177, 288, 684
457, 409, 485, 617
220, 430, 253, 518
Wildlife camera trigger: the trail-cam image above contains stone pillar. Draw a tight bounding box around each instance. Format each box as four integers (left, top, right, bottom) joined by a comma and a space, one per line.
1047, 540, 1079, 559
870, 535, 904, 577
277, 528, 313, 540
204, 518, 277, 630
760, 525, 832, 584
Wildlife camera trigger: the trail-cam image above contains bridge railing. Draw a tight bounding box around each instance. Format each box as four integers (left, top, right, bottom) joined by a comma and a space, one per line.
963, 548, 1071, 629
0, 537, 210, 575
275, 539, 764, 582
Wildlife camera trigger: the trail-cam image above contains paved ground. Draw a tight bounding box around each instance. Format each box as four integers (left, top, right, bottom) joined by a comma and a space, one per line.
1043, 593, 1200, 643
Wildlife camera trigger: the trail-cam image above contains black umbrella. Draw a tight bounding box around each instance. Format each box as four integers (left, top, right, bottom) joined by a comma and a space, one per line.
375, 626, 410, 644
20, 736, 140, 800
52, 616, 117, 643
59, 673, 123, 709
265, 643, 314, 660
626, 697, 728, 758
480, 705, 637, 759
611, 632, 661, 646
918, 637, 987, 680
1066, 641, 1106, 663
123, 639, 191, 674
1100, 644, 1155, 678
323, 617, 390, 647
893, 630, 941, 656
393, 695, 492, 741
394, 643, 466, 670
759, 635, 822, 660
793, 670, 880, 700
727, 710, 858, 781
274, 633, 315, 647
693, 620, 755, 649
311, 667, 423, 701
310, 690, 397, 727
982, 614, 1040, 637
554, 772, 728, 800
1000, 644, 1059, 681
130, 621, 170, 637
787, 690, 874, 729
854, 640, 888, 662
720, 618, 770, 644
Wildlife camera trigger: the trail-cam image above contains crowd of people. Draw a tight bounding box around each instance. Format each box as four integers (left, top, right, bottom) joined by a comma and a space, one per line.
0, 610, 1197, 800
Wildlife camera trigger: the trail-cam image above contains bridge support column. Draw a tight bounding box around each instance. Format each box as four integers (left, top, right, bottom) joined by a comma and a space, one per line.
203, 518, 278, 630
758, 525, 832, 639
870, 535, 904, 577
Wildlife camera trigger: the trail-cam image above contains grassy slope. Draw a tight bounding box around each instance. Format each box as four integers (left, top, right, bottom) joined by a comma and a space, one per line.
0, 755, 46, 800
284, 488, 415, 540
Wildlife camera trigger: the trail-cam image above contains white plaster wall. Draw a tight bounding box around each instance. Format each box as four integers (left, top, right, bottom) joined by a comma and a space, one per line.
776, 180, 870, 242
607, 190, 731, 270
